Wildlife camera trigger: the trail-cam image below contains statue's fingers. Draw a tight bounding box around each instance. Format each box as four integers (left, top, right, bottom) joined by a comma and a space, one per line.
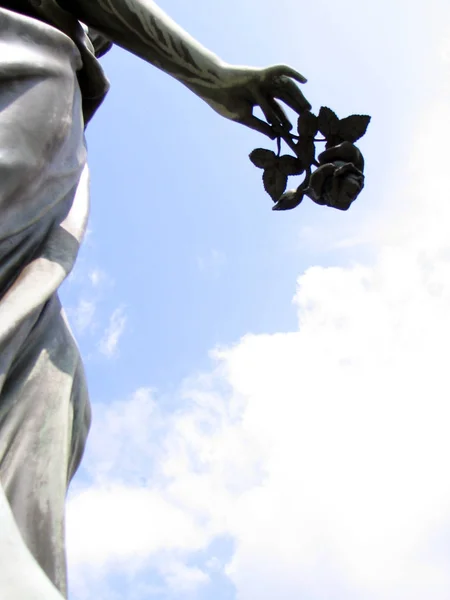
254, 90, 293, 132
272, 77, 312, 114
234, 114, 277, 139
264, 64, 307, 84
266, 97, 293, 131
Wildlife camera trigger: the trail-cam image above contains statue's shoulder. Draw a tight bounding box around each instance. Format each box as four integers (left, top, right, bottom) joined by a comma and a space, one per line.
46, 0, 113, 58
2, 0, 83, 38
7, 0, 112, 58
0, 0, 111, 121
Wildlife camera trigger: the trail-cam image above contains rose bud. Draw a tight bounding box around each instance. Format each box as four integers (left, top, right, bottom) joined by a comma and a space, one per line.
307, 161, 365, 211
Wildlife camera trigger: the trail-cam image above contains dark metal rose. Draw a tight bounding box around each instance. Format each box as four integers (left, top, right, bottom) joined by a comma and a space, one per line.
306, 161, 364, 211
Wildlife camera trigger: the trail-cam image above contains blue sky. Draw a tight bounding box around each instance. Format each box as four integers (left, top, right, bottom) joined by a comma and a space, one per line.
61, 1, 450, 599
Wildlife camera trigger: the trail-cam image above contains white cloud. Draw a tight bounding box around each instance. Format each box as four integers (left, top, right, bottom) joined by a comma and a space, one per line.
64, 263, 114, 343
205, 556, 222, 572
98, 306, 127, 358
196, 249, 226, 277
220, 257, 450, 599
439, 28, 450, 64
88, 269, 107, 288
67, 485, 206, 566
66, 388, 230, 595
72, 299, 96, 334
160, 561, 209, 594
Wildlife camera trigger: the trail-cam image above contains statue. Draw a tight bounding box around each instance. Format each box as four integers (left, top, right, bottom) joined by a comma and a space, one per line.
0, 1, 369, 598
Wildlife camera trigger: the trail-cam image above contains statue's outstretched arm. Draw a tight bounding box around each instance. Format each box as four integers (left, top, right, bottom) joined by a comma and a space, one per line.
60, 0, 311, 137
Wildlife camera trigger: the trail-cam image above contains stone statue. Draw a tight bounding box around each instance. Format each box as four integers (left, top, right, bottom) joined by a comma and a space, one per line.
0, 1, 314, 598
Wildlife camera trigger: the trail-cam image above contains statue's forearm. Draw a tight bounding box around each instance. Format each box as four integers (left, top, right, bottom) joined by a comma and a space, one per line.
65, 0, 226, 87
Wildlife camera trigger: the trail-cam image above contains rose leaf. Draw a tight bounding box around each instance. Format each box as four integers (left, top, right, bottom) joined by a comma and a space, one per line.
249, 148, 277, 169
338, 115, 371, 143
263, 167, 288, 201
297, 111, 319, 138
318, 106, 340, 137
272, 189, 304, 211
278, 155, 305, 176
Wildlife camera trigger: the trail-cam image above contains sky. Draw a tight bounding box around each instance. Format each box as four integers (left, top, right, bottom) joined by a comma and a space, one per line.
59, 0, 450, 598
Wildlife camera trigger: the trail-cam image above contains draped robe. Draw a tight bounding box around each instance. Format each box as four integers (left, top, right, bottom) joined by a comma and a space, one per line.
0, 6, 109, 598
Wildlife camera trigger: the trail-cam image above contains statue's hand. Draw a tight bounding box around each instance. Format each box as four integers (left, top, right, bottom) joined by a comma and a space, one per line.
196, 64, 311, 139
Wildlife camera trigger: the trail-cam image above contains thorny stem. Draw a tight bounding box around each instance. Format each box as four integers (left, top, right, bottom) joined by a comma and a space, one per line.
273, 126, 299, 157
276, 133, 327, 144
272, 127, 320, 188
291, 167, 312, 201
300, 168, 312, 190
300, 168, 313, 199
